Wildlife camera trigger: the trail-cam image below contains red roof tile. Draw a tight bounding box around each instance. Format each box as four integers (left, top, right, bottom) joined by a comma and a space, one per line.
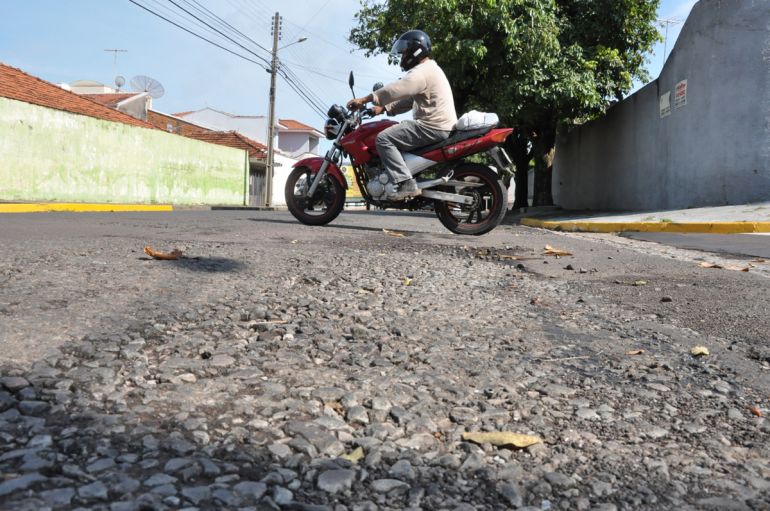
279, 118, 319, 132
0, 63, 154, 129
81, 92, 143, 108
185, 130, 267, 159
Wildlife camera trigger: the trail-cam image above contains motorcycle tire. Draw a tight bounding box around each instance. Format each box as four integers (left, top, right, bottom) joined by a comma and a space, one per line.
285, 166, 346, 226
433, 163, 507, 236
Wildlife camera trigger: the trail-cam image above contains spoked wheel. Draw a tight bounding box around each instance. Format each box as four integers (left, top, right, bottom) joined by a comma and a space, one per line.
434, 163, 507, 235
285, 166, 345, 226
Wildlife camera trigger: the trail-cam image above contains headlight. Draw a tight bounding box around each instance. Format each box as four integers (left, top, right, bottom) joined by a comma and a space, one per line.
324, 118, 341, 140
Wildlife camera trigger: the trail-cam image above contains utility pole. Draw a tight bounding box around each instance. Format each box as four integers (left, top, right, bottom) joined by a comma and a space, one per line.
264, 13, 281, 208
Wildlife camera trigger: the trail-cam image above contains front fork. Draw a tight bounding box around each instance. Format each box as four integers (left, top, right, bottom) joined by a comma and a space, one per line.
306, 155, 332, 198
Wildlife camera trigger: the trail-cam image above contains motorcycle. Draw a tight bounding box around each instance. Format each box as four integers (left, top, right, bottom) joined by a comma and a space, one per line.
285, 72, 514, 235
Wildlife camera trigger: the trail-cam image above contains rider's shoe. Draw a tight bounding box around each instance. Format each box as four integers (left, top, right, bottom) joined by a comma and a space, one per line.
386, 179, 422, 200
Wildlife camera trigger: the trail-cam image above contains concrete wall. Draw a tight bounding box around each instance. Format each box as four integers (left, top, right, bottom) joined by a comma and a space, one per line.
554, 0, 770, 211
0, 98, 248, 205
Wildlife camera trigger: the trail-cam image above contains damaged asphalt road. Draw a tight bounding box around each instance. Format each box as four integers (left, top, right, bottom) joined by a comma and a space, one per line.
0, 210, 768, 510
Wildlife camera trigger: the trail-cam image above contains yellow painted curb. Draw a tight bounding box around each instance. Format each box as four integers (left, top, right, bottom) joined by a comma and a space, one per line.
0, 203, 174, 214
521, 218, 770, 234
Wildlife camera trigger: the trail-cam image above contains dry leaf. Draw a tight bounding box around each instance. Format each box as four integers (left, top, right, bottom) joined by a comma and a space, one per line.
748, 406, 763, 418
544, 245, 573, 257
700, 262, 724, 269
404, 277, 413, 286
383, 228, 405, 238
462, 431, 540, 449
325, 401, 345, 415
340, 447, 364, 463
627, 349, 645, 356
691, 346, 710, 357
144, 246, 183, 260
633, 280, 648, 286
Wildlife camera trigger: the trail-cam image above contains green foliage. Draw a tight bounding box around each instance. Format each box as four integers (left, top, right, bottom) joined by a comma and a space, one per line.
350, 0, 661, 204
351, 0, 659, 129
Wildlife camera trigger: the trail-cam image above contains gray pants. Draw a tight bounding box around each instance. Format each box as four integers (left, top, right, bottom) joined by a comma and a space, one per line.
375, 120, 451, 184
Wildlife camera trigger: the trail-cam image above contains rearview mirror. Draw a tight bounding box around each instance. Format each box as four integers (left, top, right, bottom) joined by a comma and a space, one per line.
348, 71, 355, 98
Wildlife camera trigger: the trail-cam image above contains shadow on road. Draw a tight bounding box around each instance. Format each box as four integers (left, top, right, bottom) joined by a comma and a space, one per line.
140, 256, 248, 273
247, 217, 420, 236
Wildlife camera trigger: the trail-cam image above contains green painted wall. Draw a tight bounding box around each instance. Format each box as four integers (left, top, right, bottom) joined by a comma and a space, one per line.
0, 97, 248, 205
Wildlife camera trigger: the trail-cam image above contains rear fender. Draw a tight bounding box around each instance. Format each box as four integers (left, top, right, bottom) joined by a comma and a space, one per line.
293, 157, 348, 189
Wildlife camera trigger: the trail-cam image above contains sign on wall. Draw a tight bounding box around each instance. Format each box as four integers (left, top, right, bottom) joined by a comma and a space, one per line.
659, 91, 672, 118
675, 80, 688, 108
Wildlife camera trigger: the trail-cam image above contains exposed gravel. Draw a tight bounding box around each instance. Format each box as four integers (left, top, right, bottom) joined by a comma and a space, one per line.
0, 211, 768, 510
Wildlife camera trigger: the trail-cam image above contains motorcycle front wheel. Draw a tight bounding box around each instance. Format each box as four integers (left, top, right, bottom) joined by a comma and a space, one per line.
285, 166, 346, 226
433, 163, 507, 235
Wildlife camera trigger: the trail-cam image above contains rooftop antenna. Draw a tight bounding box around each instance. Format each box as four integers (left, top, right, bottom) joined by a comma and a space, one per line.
129, 75, 165, 99
104, 48, 128, 66
115, 75, 126, 91
657, 17, 683, 66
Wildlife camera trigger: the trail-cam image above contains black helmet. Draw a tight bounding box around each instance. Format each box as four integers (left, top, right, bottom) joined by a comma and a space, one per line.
390, 30, 431, 71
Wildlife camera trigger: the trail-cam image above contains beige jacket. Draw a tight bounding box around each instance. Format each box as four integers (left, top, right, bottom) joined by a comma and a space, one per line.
372, 59, 457, 132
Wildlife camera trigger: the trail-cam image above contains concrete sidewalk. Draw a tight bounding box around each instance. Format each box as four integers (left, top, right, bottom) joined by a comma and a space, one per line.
513, 201, 770, 234
0, 203, 173, 213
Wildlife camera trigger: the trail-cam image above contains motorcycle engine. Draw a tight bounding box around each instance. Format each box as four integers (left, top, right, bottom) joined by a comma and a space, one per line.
364, 163, 392, 200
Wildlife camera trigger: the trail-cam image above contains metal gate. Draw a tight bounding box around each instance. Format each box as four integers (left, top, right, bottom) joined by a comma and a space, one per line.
249, 169, 266, 207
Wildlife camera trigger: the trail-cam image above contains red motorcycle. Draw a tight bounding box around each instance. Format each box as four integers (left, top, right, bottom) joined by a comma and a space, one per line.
285, 74, 513, 235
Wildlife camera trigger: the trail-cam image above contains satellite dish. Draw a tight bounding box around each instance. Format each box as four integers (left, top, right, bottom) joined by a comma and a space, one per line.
115, 75, 126, 90
130, 75, 165, 99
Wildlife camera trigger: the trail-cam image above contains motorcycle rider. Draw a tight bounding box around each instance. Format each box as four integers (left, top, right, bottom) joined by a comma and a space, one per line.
347, 30, 457, 200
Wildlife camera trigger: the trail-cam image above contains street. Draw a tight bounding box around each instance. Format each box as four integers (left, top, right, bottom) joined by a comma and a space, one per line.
0, 210, 768, 510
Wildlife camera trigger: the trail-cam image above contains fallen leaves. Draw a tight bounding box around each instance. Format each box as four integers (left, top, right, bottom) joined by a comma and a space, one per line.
699, 262, 751, 272
633, 280, 648, 287
543, 245, 572, 257
748, 406, 763, 418
627, 349, 645, 356
383, 228, 406, 238
403, 277, 413, 286
691, 346, 710, 357
143, 246, 183, 260
340, 447, 364, 463
462, 431, 540, 449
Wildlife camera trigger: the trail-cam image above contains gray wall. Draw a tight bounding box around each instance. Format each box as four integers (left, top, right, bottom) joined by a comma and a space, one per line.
554, 0, 770, 211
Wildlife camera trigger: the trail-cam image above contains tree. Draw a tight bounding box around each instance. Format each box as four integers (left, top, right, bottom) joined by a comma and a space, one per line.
350, 0, 660, 206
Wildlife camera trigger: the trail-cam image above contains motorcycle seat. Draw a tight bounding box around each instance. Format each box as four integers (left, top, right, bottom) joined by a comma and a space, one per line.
412, 126, 494, 156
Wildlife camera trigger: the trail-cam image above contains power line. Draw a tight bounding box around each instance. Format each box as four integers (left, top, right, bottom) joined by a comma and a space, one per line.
128, 0, 270, 68
163, 0, 272, 66
129, 0, 333, 120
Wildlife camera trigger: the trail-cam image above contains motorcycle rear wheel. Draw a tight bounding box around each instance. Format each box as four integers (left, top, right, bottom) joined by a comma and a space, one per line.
433, 163, 507, 235
285, 166, 346, 226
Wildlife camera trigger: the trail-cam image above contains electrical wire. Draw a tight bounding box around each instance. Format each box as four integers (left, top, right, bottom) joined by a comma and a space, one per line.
164, 0, 272, 66
129, 0, 335, 120
128, 0, 270, 68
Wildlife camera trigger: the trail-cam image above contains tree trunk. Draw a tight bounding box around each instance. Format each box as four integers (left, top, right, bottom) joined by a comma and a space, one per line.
532, 128, 556, 207
505, 132, 531, 209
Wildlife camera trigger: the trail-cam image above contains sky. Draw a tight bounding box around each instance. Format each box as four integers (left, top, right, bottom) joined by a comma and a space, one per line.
1, 0, 698, 138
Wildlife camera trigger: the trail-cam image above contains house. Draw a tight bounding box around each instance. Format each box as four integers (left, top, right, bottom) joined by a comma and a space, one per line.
82, 92, 152, 121
0, 63, 249, 206
174, 108, 323, 157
